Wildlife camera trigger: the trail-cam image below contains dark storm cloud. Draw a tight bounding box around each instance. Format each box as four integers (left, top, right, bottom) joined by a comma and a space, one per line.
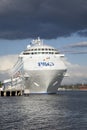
0, 0, 87, 39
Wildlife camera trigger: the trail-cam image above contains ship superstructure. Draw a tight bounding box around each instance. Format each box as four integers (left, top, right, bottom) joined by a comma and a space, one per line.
11, 37, 67, 93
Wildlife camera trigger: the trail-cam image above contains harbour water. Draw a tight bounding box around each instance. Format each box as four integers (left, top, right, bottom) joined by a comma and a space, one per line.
0, 91, 87, 130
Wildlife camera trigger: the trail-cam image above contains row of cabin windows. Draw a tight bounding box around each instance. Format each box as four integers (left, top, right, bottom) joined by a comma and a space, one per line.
23, 51, 59, 55
25, 48, 58, 51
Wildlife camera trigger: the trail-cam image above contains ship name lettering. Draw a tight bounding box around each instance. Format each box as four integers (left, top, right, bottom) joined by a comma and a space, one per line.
38, 62, 54, 66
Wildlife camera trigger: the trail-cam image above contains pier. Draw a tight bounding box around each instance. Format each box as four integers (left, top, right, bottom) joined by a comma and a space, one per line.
0, 90, 23, 96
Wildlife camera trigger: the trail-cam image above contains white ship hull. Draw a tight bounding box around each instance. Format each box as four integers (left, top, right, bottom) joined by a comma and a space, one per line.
10, 38, 67, 94
24, 69, 66, 93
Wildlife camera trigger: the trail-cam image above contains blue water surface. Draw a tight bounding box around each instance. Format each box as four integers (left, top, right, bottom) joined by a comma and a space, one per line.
0, 91, 87, 130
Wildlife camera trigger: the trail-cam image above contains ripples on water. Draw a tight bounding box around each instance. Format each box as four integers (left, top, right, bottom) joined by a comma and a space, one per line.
0, 91, 87, 130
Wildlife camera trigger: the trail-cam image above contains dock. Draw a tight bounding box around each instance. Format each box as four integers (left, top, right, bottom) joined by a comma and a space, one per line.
0, 90, 23, 96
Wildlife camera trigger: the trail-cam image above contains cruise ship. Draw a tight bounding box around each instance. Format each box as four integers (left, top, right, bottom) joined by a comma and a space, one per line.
11, 38, 67, 94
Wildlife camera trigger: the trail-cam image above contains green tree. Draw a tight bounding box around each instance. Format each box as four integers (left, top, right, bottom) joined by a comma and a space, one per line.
0, 81, 2, 88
